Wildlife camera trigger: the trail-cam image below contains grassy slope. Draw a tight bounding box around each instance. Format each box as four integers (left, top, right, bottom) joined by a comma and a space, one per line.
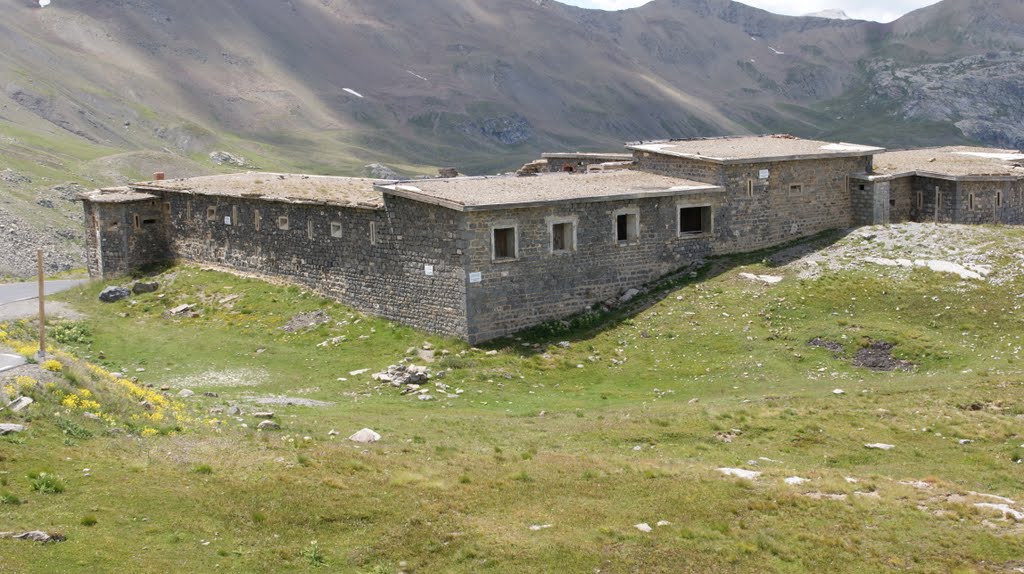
2, 228, 1024, 573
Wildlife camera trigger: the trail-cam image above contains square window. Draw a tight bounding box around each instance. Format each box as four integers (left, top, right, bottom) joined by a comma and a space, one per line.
331, 222, 343, 238
789, 184, 803, 193
206, 206, 217, 221
679, 206, 711, 235
493, 227, 517, 260
614, 211, 639, 243
277, 215, 290, 230
551, 221, 575, 253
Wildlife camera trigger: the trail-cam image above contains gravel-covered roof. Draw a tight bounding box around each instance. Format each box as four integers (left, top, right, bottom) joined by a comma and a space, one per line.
78, 187, 158, 203
128, 173, 385, 209
378, 171, 722, 211
627, 135, 883, 163
873, 147, 1024, 178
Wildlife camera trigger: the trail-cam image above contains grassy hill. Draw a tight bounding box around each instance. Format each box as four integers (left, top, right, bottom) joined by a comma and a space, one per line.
1, 223, 1023, 572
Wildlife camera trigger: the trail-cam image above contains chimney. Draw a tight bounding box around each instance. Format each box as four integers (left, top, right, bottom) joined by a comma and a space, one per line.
153, 172, 166, 181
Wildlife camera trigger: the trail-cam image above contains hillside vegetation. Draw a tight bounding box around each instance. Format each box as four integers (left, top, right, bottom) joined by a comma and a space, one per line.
1, 223, 1023, 572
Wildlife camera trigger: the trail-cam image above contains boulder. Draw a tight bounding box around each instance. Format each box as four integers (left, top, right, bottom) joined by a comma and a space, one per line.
363, 163, 399, 179
178, 389, 195, 398
0, 423, 26, 435
348, 428, 381, 443
8, 396, 33, 412
257, 420, 280, 431
99, 286, 130, 303
132, 282, 159, 294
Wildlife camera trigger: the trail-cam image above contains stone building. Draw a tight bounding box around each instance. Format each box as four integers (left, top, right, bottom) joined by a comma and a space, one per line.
78, 135, 1024, 342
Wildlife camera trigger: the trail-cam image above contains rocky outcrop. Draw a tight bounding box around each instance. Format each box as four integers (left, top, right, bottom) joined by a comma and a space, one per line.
363, 163, 399, 179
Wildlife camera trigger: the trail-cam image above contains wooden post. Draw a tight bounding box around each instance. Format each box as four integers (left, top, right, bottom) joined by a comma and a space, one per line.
37, 249, 45, 357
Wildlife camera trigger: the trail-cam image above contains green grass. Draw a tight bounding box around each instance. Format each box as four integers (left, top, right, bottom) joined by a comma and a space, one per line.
1, 229, 1023, 572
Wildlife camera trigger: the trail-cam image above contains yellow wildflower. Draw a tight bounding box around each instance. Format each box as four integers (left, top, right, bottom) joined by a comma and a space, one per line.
15, 376, 36, 389
42, 360, 63, 373
140, 427, 159, 437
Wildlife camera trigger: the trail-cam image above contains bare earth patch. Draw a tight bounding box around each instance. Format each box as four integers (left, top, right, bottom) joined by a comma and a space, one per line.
163, 368, 268, 389
853, 341, 915, 372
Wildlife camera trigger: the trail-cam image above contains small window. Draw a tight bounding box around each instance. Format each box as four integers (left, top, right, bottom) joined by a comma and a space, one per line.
746, 180, 754, 197
789, 184, 803, 193
162, 202, 171, 214
232, 206, 239, 225
330, 222, 343, 238
133, 214, 141, 230
493, 227, 517, 260
307, 220, 314, 240
142, 218, 157, 225
969, 193, 975, 211
206, 206, 217, 221
186, 201, 192, 220
916, 190, 923, 209
277, 215, 289, 230
858, 184, 866, 191
106, 221, 119, 232
997, 191, 1003, 208
562, 165, 574, 173
370, 221, 379, 245
614, 210, 639, 244
551, 221, 575, 253
937, 188, 943, 210
889, 199, 896, 207
679, 206, 711, 236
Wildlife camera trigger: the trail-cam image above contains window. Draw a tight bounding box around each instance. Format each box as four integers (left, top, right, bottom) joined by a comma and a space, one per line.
206, 206, 217, 221
162, 202, 171, 215
997, 191, 1003, 208
969, 193, 975, 211
232, 206, 239, 226
492, 227, 517, 260
746, 180, 754, 197
678, 205, 712, 236
370, 221, 379, 245
937, 187, 943, 210
789, 184, 803, 193
858, 184, 866, 191
613, 209, 639, 244
142, 218, 157, 225
106, 221, 119, 231
916, 190, 924, 209
550, 220, 576, 253
186, 201, 192, 220
254, 210, 261, 231
133, 214, 141, 230
330, 222, 343, 238
277, 215, 289, 230
307, 220, 314, 240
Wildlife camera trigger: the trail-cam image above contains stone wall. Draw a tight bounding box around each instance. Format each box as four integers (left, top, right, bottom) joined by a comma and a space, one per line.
545, 157, 627, 173
958, 180, 1024, 225
146, 191, 469, 339
463, 194, 719, 342
850, 178, 890, 225
631, 152, 725, 183
84, 200, 170, 278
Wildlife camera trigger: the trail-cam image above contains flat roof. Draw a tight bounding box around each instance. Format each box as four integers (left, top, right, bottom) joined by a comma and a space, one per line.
873, 146, 1024, 179
626, 135, 883, 164
541, 152, 634, 161
128, 172, 386, 209
377, 171, 723, 212
78, 187, 158, 204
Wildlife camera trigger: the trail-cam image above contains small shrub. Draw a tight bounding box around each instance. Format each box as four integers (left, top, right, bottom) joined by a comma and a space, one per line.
28, 472, 65, 494
302, 540, 325, 567
251, 511, 267, 524
458, 475, 472, 484
0, 490, 21, 505
81, 515, 98, 527
52, 321, 92, 345
42, 359, 63, 373
56, 418, 93, 439
192, 464, 214, 475
297, 454, 311, 467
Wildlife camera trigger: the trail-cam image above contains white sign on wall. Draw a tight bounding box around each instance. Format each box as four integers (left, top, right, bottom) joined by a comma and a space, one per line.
758, 169, 770, 180
425, 264, 434, 276
224, 216, 232, 225
469, 272, 482, 283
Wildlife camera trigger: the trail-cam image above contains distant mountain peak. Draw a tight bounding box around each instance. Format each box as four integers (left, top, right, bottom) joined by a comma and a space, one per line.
804, 9, 850, 20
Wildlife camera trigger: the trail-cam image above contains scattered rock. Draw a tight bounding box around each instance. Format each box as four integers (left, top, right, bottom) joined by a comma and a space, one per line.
865, 443, 896, 450
252, 412, 275, 419
714, 429, 743, 443
178, 389, 195, 398
620, 288, 641, 303
717, 468, 761, 480
0, 169, 31, 185
373, 364, 430, 388
208, 150, 253, 168
656, 520, 672, 527
226, 405, 241, 416
328, 429, 340, 436
348, 428, 381, 443
167, 304, 194, 316
974, 503, 1024, 521
98, 286, 130, 303
417, 394, 434, 401
832, 389, 845, 395
0, 423, 26, 435
853, 341, 914, 372
131, 282, 159, 294
0, 531, 65, 543
8, 396, 33, 412
808, 338, 844, 353
528, 524, 553, 531
739, 272, 784, 284
557, 341, 571, 349
202, 392, 218, 398
363, 163, 400, 179
785, 476, 809, 485
634, 523, 653, 533
349, 368, 370, 376
257, 420, 280, 431
803, 492, 848, 501
246, 397, 333, 407
282, 310, 331, 332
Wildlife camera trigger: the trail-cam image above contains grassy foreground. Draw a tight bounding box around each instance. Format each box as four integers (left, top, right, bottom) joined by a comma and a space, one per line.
2, 227, 1024, 573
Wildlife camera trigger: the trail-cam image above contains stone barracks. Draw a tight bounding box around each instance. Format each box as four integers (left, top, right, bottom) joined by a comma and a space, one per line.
79, 135, 1024, 342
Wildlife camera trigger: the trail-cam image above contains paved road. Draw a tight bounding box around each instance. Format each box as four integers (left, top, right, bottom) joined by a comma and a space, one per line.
0, 279, 87, 305
0, 352, 25, 373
